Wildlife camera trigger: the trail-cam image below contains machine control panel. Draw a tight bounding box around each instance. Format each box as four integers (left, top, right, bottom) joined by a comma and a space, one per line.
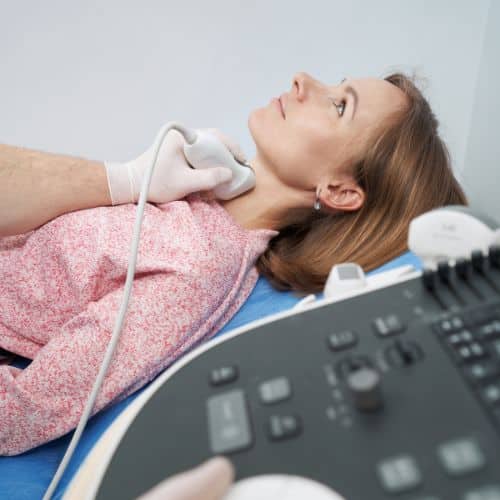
97, 246, 500, 500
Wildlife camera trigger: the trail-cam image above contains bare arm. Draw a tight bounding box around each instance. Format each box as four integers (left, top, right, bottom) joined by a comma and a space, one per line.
0, 144, 112, 237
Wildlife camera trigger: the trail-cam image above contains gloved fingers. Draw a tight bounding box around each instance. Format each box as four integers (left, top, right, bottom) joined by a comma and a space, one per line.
181, 167, 233, 195
159, 128, 185, 154
136, 456, 235, 500
204, 128, 247, 164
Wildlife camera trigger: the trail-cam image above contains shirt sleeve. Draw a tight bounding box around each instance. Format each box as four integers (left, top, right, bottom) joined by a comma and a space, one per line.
0, 270, 223, 456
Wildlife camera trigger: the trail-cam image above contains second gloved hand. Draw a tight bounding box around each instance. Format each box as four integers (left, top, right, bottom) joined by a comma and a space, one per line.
104, 126, 247, 205
136, 456, 234, 500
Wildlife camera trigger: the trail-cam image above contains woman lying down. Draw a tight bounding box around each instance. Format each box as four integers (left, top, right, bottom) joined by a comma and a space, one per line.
0, 71, 467, 456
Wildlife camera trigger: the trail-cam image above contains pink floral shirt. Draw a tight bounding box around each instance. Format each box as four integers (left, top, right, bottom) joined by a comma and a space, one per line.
0, 193, 277, 455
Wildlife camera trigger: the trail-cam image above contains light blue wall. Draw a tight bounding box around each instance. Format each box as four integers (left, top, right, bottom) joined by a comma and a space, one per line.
461, 0, 500, 220
0, 0, 490, 181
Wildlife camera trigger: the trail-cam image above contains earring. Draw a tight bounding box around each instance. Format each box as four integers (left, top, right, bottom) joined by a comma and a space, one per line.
314, 186, 322, 211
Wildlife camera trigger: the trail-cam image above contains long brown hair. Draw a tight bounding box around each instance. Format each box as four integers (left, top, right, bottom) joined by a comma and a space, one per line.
256, 71, 468, 295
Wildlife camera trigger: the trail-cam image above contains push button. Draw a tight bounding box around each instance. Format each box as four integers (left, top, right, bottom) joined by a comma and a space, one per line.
209, 365, 239, 386
259, 377, 292, 404
268, 415, 302, 441
377, 454, 422, 493
466, 361, 500, 384
372, 314, 406, 338
455, 343, 486, 363
447, 329, 473, 346
327, 330, 358, 351
477, 320, 500, 340
207, 389, 253, 454
437, 437, 485, 477
481, 383, 500, 405
463, 484, 500, 500
385, 340, 423, 367
438, 316, 464, 335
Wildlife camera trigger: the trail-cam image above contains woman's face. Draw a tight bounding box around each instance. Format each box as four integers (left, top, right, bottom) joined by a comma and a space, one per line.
248, 71, 408, 192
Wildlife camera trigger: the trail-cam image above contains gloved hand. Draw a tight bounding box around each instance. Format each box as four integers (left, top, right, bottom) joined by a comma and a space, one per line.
104, 127, 247, 205
136, 456, 235, 500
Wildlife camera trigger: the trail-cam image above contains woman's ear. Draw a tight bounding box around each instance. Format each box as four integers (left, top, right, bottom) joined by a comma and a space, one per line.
321, 180, 365, 212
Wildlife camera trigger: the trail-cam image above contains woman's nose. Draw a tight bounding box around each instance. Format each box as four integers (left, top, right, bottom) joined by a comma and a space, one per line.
292, 71, 319, 101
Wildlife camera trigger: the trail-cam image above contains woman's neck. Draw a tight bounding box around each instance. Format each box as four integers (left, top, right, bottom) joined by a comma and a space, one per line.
219, 156, 313, 232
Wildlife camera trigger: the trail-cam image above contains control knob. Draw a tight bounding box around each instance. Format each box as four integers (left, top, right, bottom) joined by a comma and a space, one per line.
346, 367, 383, 412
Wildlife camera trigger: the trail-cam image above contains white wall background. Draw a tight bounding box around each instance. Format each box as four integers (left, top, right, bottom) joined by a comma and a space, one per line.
0, 0, 494, 208
461, 0, 500, 219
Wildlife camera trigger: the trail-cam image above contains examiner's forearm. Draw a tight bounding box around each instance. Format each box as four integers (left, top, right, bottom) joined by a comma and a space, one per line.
0, 144, 112, 237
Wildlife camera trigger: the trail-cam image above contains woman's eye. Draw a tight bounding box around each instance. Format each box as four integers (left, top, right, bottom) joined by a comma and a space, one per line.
331, 98, 346, 117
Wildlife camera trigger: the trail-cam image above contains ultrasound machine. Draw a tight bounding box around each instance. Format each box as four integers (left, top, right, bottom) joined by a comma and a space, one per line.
68, 206, 500, 500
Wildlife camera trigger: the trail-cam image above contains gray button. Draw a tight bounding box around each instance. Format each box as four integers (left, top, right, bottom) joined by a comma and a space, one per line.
467, 361, 500, 384
464, 485, 500, 500
373, 314, 406, 337
209, 365, 238, 386
328, 330, 358, 351
207, 389, 253, 454
377, 454, 422, 493
268, 414, 302, 441
438, 437, 485, 476
259, 377, 292, 404
482, 384, 500, 405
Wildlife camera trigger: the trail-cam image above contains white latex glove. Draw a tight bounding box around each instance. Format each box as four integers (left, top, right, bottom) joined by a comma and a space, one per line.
104, 126, 247, 205
136, 456, 235, 500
